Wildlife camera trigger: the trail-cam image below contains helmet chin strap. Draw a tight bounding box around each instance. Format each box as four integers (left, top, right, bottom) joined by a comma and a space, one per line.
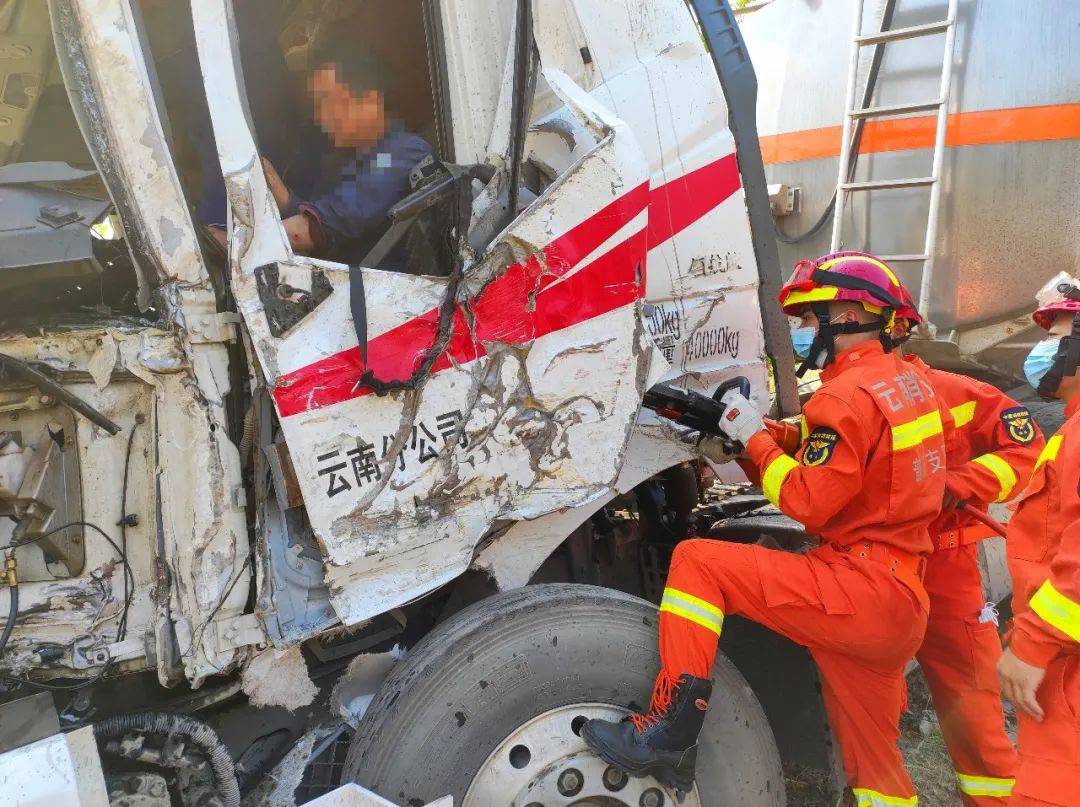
1036, 311, 1080, 400
795, 303, 885, 377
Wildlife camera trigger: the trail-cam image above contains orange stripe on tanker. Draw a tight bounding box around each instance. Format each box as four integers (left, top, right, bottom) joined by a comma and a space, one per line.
760, 103, 1080, 165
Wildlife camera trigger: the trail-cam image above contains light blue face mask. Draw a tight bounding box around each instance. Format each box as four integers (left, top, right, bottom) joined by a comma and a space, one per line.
790, 325, 816, 359
1024, 337, 1061, 390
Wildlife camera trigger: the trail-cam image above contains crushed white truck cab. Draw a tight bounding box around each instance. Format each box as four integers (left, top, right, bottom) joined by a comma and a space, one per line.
0, 1, 815, 804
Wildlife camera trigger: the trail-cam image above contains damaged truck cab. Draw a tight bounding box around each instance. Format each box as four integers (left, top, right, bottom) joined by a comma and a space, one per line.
1, 1, 811, 804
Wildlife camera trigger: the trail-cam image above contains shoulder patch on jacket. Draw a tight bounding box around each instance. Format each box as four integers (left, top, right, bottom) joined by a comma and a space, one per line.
802, 428, 840, 466
1001, 406, 1036, 445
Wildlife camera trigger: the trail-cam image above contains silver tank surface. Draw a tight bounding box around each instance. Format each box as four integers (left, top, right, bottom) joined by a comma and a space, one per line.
739, 0, 1080, 379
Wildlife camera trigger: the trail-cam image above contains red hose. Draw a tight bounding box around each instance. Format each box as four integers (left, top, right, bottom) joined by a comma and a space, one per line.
960, 503, 1009, 537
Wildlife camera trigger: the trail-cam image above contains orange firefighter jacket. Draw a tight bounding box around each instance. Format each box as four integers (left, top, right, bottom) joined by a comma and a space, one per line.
744, 341, 946, 557
1007, 395, 1080, 668
907, 357, 1045, 539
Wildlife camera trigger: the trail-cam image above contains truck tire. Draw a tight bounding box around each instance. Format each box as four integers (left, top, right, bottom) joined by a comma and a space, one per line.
344, 583, 785, 806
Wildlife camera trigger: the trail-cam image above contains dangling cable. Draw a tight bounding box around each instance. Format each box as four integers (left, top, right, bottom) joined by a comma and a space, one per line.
0, 550, 17, 658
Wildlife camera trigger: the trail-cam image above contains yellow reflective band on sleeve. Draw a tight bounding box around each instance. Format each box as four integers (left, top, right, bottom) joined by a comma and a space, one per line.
1029, 579, 1080, 643
761, 455, 800, 507
783, 287, 840, 307
1034, 434, 1063, 472
950, 401, 977, 428
971, 453, 1019, 502
660, 587, 725, 636
891, 410, 944, 451
852, 788, 918, 807
955, 772, 1014, 798
800, 416, 809, 441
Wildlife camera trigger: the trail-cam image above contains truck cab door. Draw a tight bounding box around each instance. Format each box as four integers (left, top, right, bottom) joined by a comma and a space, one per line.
192, 2, 653, 626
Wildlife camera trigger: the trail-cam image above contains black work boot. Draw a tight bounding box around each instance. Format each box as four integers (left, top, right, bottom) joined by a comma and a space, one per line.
581, 671, 712, 791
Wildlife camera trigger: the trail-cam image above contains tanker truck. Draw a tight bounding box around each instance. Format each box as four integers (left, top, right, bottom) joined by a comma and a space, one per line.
737, 0, 1079, 604
740, 0, 1078, 385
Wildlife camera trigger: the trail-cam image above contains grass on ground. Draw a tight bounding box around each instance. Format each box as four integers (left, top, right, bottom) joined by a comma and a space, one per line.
785, 667, 1016, 806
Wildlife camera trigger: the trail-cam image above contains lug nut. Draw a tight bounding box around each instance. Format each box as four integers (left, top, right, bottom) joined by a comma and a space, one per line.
640, 788, 665, 807
557, 767, 584, 796
603, 765, 629, 791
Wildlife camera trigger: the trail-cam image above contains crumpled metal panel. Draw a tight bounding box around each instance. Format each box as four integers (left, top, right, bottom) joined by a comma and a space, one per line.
468, 0, 776, 587
51, 0, 252, 684
192, 0, 777, 628
215, 59, 653, 624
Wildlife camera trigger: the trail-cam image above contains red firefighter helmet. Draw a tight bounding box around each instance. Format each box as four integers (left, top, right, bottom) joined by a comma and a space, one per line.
779, 252, 917, 375
895, 284, 924, 327
1033, 275, 1080, 331
779, 251, 908, 318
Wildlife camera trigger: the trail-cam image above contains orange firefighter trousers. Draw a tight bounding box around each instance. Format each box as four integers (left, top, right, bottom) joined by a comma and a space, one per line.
660, 538, 926, 802
917, 544, 1018, 805
1011, 653, 1080, 806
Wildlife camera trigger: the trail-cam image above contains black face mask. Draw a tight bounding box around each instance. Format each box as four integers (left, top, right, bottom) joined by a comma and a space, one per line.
1036, 312, 1080, 400
795, 302, 885, 378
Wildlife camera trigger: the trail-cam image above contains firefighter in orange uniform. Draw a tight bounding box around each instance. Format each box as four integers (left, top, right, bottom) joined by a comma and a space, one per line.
889, 293, 1044, 805
997, 275, 1080, 807
583, 253, 945, 805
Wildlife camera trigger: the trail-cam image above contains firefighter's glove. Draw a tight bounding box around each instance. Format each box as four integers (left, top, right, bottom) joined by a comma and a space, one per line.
717, 389, 765, 446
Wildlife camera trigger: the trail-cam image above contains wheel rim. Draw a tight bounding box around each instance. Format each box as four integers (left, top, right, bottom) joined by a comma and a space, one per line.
463, 703, 701, 807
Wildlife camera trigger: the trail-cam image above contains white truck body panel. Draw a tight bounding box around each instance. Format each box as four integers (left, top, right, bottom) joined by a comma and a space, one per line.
0, 727, 109, 807
191, 0, 770, 626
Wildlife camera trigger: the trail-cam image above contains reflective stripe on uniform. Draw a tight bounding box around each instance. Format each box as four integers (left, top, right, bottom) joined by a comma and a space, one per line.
851, 788, 918, 806
659, 587, 725, 636
971, 453, 1019, 502
800, 416, 809, 441
950, 401, 977, 428
955, 772, 1014, 798
1029, 579, 1080, 642
1034, 434, 1063, 472
891, 410, 944, 451
762, 455, 800, 507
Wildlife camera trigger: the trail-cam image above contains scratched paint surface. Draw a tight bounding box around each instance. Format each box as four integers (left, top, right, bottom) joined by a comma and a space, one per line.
249, 78, 654, 624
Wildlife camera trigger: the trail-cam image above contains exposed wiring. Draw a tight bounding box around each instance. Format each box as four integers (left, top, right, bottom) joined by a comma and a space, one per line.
0, 554, 17, 658
180, 554, 252, 663
12, 520, 133, 651
1, 520, 129, 691
118, 419, 141, 641
95, 713, 240, 807
774, 195, 836, 244
1, 423, 139, 686
203, 555, 251, 629
3, 662, 114, 691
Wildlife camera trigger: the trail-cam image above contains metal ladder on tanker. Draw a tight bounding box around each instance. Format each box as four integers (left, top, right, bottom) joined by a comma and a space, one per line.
830, 0, 959, 331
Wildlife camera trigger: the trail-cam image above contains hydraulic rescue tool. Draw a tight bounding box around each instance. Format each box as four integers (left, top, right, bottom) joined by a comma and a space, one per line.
641, 376, 752, 446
